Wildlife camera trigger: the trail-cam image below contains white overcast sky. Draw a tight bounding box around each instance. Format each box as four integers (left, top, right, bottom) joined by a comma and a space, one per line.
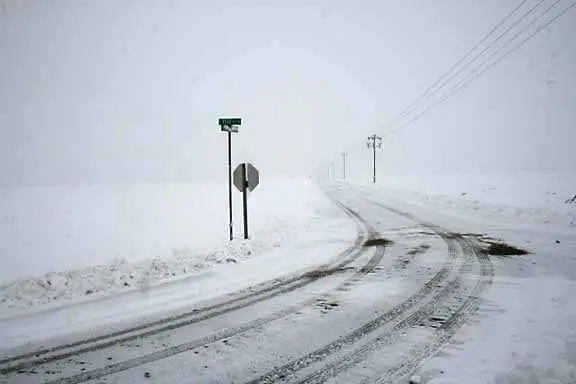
1, 0, 575, 186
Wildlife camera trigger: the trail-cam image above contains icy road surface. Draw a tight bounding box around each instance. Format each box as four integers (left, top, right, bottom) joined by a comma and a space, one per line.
1, 182, 574, 383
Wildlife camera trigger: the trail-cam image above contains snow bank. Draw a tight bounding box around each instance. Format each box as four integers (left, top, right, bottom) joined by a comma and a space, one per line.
0, 179, 346, 310
377, 170, 575, 207
422, 275, 576, 384
347, 172, 576, 383
359, 170, 576, 227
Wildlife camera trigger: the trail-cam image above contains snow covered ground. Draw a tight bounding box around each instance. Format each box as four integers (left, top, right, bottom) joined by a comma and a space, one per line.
0, 179, 355, 313
338, 172, 576, 384
1, 173, 575, 383
355, 170, 576, 227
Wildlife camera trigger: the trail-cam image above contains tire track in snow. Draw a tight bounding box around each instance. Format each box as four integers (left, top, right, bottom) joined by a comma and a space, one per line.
369, 236, 493, 384
296, 236, 491, 384
246, 191, 493, 384
40, 232, 389, 384
0, 197, 386, 382
0, 199, 372, 375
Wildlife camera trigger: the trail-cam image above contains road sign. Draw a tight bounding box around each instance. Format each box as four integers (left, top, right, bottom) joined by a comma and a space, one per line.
220, 117, 242, 240
219, 118, 241, 126
233, 166, 243, 192
245, 163, 259, 192
221, 125, 238, 133
234, 163, 259, 192
233, 163, 259, 239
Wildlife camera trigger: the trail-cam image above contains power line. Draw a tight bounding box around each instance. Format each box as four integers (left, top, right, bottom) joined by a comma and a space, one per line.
389, 0, 551, 131
436, 0, 565, 101
324, 0, 575, 173
386, 0, 531, 130
392, 0, 576, 133
332, 1, 537, 170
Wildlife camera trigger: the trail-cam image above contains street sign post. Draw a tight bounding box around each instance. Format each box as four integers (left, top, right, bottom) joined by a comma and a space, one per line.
219, 117, 241, 240
233, 163, 259, 239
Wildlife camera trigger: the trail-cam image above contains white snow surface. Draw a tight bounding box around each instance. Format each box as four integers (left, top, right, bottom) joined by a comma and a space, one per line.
362, 170, 576, 227
1, 173, 575, 383
0, 178, 355, 312
340, 172, 576, 384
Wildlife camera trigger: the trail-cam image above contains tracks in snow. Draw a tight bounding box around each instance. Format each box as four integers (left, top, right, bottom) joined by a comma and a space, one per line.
0, 186, 493, 384
248, 191, 493, 384
0, 192, 385, 383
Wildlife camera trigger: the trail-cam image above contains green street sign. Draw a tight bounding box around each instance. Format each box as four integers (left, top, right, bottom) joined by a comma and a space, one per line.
219, 118, 241, 126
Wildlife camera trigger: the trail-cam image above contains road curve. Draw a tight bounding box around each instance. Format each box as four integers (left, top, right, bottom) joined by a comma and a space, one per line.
0, 184, 493, 384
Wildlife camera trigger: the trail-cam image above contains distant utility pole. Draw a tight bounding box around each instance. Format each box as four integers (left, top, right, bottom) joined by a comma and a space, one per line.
366, 134, 382, 184
219, 117, 241, 241
341, 152, 347, 180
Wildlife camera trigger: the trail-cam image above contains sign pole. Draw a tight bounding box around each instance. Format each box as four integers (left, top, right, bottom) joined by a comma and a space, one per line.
227, 130, 233, 241
233, 162, 259, 240
219, 117, 241, 241
242, 163, 249, 239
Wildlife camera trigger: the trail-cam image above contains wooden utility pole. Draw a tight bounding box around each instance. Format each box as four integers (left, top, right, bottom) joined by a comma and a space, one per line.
366, 135, 382, 184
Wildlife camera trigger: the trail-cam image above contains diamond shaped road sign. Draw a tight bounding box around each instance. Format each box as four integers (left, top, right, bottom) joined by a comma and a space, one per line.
233, 163, 259, 192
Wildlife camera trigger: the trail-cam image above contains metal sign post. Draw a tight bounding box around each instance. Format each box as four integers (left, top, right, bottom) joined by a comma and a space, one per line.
241, 163, 248, 239
233, 162, 259, 240
219, 117, 241, 241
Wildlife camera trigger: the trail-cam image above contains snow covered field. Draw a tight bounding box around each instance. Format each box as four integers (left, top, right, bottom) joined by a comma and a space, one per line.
354, 170, 576, 227
2, 0, 575, 381
0, 179, 356, 312
336, 173, 576, 383
1, 174, 575, 383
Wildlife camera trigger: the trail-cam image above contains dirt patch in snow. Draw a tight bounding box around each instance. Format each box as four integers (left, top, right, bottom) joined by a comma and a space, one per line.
446, 232, 529, 256
303, 267, 352, 279
482, 242, 529, 256
363, 237, 393, 247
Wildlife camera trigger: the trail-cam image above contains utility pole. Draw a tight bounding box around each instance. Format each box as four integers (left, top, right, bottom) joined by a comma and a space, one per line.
341, 152, 347, 180
219, 117, 241, 241
366, 134, 382, 184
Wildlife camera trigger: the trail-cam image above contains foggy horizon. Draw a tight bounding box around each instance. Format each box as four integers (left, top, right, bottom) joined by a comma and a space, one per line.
1, 0, 575, 187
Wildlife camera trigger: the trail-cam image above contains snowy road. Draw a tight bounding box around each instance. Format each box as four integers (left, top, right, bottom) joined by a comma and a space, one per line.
1, 183, 495, 383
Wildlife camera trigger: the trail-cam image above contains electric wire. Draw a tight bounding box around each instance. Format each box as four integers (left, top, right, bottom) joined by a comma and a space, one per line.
390, 0, 576, 134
